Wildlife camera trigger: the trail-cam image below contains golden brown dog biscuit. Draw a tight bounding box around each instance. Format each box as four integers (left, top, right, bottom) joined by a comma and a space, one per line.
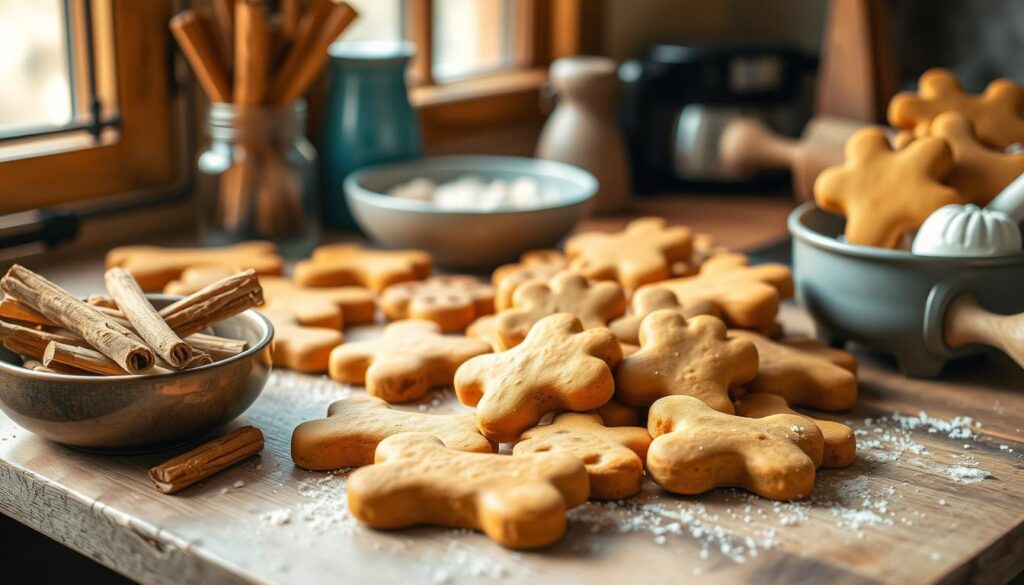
329, 320, 491, 404
888, 68, 1024, 149
814, 127, 965, 248
514, 412, 651, 500
293, 244, 431, 291
565, 217, 693, 290
609, 287, 721, 345
106, 241, 284, 291
465, 314, 501, 351
291, 396, 494, 470
647, 395, 824, 500
491, 249, 568, 310
380, 276, 494, 333
595, 398, 642, 428
614, 310, 758, 413
347, 432, 589, 549
729, 331, 858, 411
260, 276, 376, 329
636, 253, 792, 329
455, 313, 623, 443
260, 309, 343, 372
734, 392, 855, 469
930, 111, 1024, 205
493, 271, 626, 350
164, 265, 238, 295
671, 232, 727, 277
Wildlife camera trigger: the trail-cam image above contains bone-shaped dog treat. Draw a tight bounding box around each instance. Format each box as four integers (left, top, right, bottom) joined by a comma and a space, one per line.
888, 68, 1024, 149
293, 244, 431, 291
729, 330, 858, 411
734, 392, 855, 469
106, 241, 284, 291
647, 395, 824, 500
635, 253, 792, 329
814, 128, 965, 249
347, 432, 589, 549
672, 232, 728, 277
514, 412, 651, 500
291, 396, 494, 470
609, 287, 720, 346
260, 276, 376, 328
614, 310, 758, 413
330, 320, 491, 403
565, 217, 692, 290
491, 249, 567, 310
595, 398, 642, 428
455, 313, 623, 443
381, 276, 494, 333
164, 265, 238, 295
493, 271, 626, 350
930, 111, 1024, 206
260, 309, 343, 372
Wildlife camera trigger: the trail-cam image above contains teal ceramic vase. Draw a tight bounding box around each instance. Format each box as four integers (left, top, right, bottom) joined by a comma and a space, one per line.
321, 40, 423, 230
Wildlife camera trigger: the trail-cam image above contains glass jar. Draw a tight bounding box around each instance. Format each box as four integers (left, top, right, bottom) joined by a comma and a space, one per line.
197, 101, 319, 257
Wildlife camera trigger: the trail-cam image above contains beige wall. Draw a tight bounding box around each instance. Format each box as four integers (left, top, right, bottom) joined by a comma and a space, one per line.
602, 0, 828, 61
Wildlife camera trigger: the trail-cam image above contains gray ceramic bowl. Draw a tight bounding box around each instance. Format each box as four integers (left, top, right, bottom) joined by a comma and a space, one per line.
789, 202, 1024, 377
0, 296, 273, 452
344, 156, 597, 270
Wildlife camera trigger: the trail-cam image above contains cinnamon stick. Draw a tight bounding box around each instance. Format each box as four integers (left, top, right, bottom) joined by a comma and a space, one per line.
269, 0, 356, 104
89, 297, 249, 357
0, 266, 155, 373
159, 269, 264, 337
148, 426, 265, 494
0, 298, 52, 326
105, 267, 194, 369
0, 320, 80, 360
234, 0, 271, 106
281, 0, 301, 42
210, 0, 235, 72
170, 10, 232, 103
186, 333, 248, 359
43, 341, 130, 376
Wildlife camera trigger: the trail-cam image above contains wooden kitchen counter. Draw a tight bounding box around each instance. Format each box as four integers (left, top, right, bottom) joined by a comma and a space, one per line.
1, 195, 1022, 585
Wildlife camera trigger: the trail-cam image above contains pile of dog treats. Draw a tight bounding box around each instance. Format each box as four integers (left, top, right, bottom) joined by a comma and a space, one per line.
104, 215, 858, 549
816, 67, 1024, 249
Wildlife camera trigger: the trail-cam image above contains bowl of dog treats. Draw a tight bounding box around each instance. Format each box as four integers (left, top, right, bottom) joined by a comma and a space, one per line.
0, 264, 273, 451
344, 155, 597, 270
789, 68, 1024, 377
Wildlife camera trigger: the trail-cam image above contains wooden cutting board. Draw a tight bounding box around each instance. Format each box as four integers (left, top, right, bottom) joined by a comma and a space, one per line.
0, 301, 1022, 585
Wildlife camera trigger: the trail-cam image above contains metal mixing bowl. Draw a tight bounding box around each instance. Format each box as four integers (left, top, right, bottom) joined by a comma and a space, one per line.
0, 296, 273, 452
344, 155, 597, 270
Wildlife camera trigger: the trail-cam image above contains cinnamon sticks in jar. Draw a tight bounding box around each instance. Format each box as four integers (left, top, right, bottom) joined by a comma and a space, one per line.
170, 1, 358, 241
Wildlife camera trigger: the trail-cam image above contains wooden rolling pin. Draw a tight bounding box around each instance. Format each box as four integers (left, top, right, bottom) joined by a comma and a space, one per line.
719, 115, 896, 201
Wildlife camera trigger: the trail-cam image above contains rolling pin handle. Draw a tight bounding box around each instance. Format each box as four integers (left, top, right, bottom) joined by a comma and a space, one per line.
945, 294, 1024, 371
719, 117, 800, 175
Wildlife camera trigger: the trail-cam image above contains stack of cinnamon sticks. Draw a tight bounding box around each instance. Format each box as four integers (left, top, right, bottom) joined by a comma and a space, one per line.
0, 265, 263, 376
169, 0, 358, 239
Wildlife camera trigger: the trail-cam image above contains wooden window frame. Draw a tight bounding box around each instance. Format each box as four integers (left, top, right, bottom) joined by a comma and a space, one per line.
406, 0, 603, 143
0, 0, 182, 216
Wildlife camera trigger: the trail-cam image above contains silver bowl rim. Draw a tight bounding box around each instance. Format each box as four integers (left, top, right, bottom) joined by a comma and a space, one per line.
0, 294, 274, 383
343, 155, 598, 216
788, 201, 1024, 267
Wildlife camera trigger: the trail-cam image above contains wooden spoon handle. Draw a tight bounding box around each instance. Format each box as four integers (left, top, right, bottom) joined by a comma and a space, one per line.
945, 294, 1024, 370
719, 117, 801, 174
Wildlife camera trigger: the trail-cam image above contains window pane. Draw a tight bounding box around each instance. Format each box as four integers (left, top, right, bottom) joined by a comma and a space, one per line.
0, 0, 73, 133
433, 0, 521, 81
343, 0, 403, 42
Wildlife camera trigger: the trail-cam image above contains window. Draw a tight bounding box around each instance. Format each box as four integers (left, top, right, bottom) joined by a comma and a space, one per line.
0, 0, 182, 216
